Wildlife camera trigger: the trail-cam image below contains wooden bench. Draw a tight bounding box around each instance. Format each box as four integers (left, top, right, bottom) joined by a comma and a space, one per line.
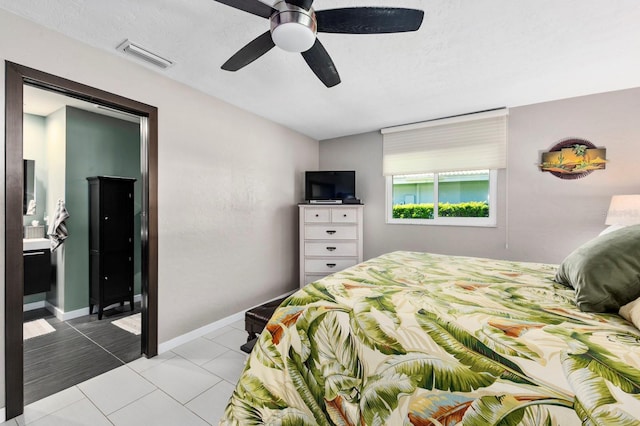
240, 296, 287, 353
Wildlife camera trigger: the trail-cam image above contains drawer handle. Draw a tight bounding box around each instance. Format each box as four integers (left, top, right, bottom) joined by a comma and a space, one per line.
343, 214, 347, 217
326, 263, 336, 268
24, 251, 46, 256
315, 214, 319, 217
326, 230, 336, 235
326, 247, 336, 252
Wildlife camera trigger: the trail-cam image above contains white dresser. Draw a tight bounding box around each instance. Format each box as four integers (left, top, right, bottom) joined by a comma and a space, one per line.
299, 204, 364, 287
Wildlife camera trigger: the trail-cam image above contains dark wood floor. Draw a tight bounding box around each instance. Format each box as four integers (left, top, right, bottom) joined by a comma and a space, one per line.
23, 303, 142, 405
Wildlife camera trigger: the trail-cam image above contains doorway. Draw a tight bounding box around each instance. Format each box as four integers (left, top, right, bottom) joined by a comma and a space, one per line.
5, 62, 158, 419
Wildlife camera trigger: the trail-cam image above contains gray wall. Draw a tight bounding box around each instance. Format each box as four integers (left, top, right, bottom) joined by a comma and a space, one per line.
1, 9, 318, 410
320, 87, 640, 264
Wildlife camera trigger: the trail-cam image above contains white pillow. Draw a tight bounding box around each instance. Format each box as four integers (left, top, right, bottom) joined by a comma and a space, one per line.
619, 296, 640, 329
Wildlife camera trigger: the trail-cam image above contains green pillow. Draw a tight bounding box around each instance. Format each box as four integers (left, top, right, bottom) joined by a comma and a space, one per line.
555, 224, 640, 312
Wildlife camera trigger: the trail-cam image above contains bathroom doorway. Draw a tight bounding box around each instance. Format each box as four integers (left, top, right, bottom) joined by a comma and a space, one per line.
5, 62, 158, 419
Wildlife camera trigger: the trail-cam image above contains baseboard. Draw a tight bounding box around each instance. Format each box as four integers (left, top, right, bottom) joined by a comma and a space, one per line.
45, 302, 89, 321
158, 311, 245, 354
0, 407, 5, 423
45, 294, 142, 321
23, 300, 46, 312
158, 290, 296, 353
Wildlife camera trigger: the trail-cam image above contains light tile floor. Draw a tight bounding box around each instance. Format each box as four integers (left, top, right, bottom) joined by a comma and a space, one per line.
2, 320, 248, 426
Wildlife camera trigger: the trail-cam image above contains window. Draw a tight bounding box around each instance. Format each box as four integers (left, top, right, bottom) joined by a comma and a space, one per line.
381, 109, 507, 227
386, 169, 497, 226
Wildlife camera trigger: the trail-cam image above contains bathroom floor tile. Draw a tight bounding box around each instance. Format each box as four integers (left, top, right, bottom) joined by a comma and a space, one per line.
23, 306, 141, 406
68, 305, 142, 364
24, 326, 123, 405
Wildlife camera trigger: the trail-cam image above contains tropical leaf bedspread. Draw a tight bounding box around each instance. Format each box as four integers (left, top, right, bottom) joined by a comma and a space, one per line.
221, 251, 640, 425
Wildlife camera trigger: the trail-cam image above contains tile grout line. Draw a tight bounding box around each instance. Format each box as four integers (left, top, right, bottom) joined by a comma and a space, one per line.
64, 321, 132, 366
22, 320, 244, 425
73, 386, 117, 426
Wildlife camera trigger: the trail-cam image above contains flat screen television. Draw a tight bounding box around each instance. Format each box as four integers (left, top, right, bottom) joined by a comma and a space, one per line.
305, 171, 356, 202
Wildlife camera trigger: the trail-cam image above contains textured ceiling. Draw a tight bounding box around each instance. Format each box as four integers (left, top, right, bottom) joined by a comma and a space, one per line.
2, 0, 640, 140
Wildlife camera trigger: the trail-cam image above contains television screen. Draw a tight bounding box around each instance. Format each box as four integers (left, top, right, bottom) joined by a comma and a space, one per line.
305, 171, 356, 201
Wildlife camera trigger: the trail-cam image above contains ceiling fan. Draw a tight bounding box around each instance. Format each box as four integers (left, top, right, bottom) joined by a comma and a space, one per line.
214, 0, 424, 87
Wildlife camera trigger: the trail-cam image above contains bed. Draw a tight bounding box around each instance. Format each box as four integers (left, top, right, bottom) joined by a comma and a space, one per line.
220, 229, 640, 425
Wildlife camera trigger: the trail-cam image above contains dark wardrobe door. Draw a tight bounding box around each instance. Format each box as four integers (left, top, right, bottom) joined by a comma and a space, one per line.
100, 179, 134, 252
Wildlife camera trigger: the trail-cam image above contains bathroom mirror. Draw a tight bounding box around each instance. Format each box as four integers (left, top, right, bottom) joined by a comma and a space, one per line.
23, 159, 36, 215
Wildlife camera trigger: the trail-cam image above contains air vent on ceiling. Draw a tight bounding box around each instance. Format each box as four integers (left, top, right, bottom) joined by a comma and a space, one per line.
116, 39, 174, 69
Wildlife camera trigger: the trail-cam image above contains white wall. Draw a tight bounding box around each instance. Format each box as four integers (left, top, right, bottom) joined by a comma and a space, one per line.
320, 87, 640, 264
45, 108, 67, 309
0, 9, 319, 411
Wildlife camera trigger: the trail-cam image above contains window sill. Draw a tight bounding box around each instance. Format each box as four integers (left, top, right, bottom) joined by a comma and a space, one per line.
386, 218, 496, 227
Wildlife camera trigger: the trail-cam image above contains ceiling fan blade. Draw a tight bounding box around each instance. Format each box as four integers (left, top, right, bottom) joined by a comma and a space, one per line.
212, 0, 275, 19
285, 0, 314, 11
221, 31, 275, 71
316, 7, 424, 34
301, 39, 341, 88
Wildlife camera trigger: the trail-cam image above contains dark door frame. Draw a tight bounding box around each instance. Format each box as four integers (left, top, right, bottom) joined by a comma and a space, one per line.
4, 61, 158, 419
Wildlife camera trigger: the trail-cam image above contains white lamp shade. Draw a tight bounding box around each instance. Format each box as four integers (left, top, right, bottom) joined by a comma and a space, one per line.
605, 195, 640, 226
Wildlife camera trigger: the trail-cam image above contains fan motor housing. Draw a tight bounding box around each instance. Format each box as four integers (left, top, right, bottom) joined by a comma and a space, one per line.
270, 2, 317, 52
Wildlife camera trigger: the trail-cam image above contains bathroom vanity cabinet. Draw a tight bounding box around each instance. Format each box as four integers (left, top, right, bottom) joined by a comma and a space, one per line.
24, 248, 51, 295
87, 176, 136, 319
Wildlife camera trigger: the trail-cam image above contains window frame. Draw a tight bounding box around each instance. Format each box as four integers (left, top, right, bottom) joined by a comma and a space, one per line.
385, 169, 498, 227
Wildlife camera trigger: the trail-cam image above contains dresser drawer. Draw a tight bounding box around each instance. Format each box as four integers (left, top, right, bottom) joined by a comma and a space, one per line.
331, 208, 357, 223
304, 208, 330, 222
305, 225, 357, 240
305, 258, 358, 273
304, 274, 327, 285
305, 242, 357, 257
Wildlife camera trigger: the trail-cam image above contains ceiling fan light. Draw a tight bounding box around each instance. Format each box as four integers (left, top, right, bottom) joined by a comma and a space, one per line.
270, 4, 317, 53
271, 22, 315, 52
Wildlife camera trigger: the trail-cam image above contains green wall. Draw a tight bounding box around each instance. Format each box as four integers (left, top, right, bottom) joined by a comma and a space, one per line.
63, 107, 141, 311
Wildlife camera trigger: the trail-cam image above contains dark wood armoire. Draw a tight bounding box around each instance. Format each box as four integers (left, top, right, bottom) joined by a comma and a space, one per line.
87, 176, 136, 319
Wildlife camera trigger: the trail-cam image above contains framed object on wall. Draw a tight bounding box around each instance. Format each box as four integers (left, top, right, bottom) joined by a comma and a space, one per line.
540, 138, 606, 180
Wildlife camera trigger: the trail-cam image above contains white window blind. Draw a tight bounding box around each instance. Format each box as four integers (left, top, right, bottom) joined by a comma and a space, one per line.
381, 109, 508, 176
